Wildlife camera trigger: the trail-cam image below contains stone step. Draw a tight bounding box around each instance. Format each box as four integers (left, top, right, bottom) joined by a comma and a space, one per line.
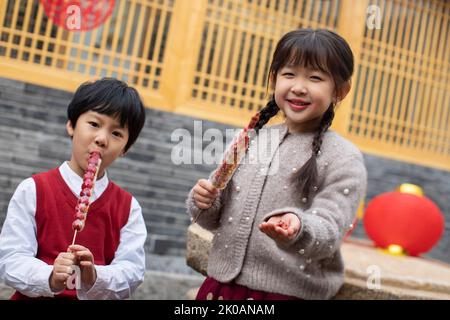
186, 223, 450, 300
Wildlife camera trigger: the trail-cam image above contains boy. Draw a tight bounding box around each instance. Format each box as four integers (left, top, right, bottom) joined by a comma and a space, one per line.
0, 78, 147, 299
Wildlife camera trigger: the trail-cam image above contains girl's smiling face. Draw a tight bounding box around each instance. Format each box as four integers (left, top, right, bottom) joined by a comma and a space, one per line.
66, 111, 129, 178
274, 64, 336, 133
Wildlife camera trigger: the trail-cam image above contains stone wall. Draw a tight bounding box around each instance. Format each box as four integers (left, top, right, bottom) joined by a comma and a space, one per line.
0, 77, 449, 263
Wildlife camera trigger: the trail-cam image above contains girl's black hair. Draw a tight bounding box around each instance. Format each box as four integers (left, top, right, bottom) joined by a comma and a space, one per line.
254, 28, 354, 200
67, 78, 146, 152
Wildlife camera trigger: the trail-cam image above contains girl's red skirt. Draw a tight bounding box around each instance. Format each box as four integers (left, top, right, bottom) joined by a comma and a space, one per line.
196, 277, 301, 300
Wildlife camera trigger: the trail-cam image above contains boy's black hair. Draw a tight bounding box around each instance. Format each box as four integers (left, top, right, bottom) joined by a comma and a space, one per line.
67, 78, 146, 152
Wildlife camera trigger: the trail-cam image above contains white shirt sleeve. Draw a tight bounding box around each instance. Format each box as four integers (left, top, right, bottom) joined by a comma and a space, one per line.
76, 197, 147, 300
0, 178, 56, 298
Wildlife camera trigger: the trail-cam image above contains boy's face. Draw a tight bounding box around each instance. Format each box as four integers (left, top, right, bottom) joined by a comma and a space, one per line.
66, 111, 129, 178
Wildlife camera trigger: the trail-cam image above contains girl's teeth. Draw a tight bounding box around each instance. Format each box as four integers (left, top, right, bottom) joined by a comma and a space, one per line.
293, 101, 309, 106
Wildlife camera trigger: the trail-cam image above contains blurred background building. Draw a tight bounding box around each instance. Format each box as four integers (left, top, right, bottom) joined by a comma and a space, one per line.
0, 0, 449, 284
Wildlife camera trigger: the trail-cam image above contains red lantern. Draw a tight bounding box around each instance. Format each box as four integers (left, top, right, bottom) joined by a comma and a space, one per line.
363, 185, 444, 256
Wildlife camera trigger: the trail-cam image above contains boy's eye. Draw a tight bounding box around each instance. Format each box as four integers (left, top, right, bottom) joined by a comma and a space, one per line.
112, 131, 123, 138
88, 121, 99, 128
310, 75, 322, 81
282, 72, 295, 77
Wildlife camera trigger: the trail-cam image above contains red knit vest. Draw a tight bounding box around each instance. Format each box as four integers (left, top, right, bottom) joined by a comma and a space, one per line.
11, 167, 132, 300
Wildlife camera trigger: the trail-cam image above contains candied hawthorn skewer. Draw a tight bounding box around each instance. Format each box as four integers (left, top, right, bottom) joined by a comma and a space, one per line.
210, 113, 260, 189
71, 151, 102, 245
192, 113, 260, 223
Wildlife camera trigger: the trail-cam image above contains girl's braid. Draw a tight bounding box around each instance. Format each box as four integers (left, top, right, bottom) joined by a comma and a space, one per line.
312, 104, 335, 155
254, 96, 280, 133
295, 103, 335, 200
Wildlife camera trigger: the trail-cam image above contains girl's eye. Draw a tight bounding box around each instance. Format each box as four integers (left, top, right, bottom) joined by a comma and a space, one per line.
88, 121, 99, 128
310, 75, 322, 81
112, 131, 123, 138
282, 72, 295, 77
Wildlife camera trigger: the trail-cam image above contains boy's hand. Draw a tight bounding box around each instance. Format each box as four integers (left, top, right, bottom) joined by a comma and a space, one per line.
49, 252, 76, 292
259, 213, 301, 244
193, 179, 219, 209
68, 244, 97, 289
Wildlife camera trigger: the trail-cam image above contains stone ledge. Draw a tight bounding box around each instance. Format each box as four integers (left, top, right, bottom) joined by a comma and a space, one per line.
186, 223, 450, 300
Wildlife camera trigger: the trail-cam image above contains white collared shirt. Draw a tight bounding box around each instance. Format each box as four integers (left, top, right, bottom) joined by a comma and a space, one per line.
0, 162, 147, 299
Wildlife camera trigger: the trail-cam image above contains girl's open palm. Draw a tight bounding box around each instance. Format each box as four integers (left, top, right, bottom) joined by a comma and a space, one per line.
259, 213, 301, 244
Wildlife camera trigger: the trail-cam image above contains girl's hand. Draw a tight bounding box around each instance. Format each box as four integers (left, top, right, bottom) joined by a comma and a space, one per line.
193, 179, 219, 209
259, 213, 301, 244
68, 244, 97, 289
49, 252, 76, 292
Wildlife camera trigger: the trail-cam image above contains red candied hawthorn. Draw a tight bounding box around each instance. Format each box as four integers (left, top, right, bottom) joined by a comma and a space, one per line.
79, 196, 90, 205
81, 188, 91, 197
74, 212, 85, 220
82, 179, 93, 190
83, 171, 94, 180
89, 151, 101, 163
72, 219, 84, 231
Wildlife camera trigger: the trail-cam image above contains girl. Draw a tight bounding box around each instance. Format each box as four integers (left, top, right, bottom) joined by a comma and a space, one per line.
187, 28, 367, 300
